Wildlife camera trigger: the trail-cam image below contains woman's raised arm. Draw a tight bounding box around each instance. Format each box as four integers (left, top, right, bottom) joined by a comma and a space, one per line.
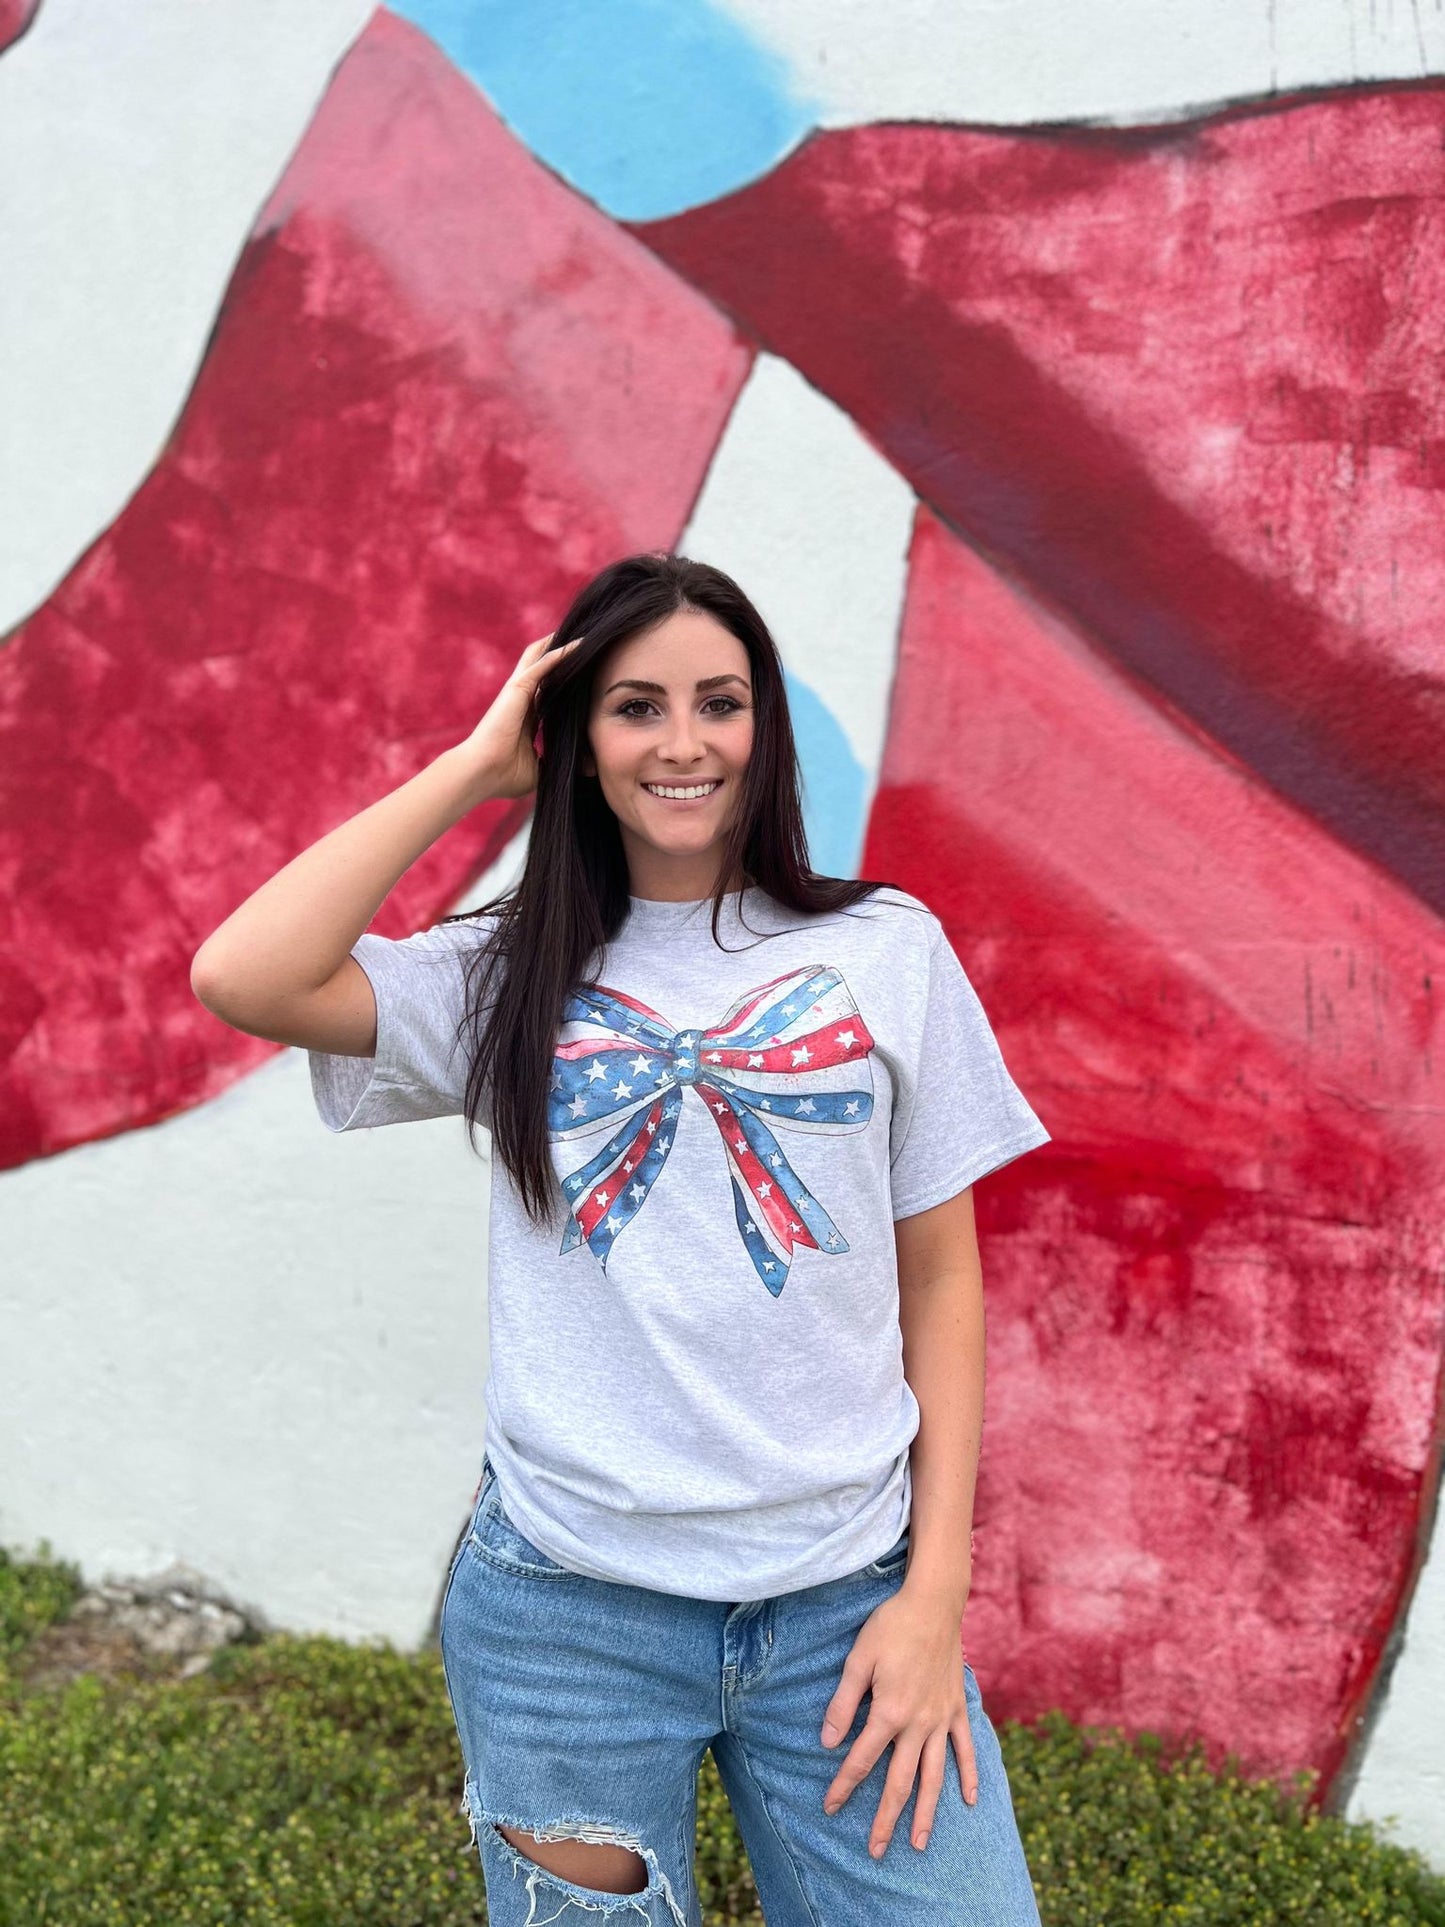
189, 630, 580, 1050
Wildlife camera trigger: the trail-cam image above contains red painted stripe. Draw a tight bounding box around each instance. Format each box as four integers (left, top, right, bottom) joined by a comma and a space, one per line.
864, 504, 1445, 1789
631, 85, 1445, 914
0, 10, 749, 1167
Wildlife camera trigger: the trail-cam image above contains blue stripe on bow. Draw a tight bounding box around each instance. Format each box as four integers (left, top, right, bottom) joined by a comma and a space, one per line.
558, 1093, 684, 1270
716, 969, 841, 1048
718, 1093, 850, 1294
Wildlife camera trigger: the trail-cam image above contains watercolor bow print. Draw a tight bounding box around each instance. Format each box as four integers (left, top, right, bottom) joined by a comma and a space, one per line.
549, 964, 877, 1294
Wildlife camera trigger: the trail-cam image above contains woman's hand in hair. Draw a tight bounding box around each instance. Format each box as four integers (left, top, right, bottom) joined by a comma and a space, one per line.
458, 632, 584, 800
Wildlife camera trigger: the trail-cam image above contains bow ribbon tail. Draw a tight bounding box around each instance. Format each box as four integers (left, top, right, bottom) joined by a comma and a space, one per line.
558, 1092, 682, 1271
698, 1082, 849, 1295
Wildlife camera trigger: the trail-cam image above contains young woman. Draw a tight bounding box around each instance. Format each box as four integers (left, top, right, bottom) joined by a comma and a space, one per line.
192, 551, 1051, 1925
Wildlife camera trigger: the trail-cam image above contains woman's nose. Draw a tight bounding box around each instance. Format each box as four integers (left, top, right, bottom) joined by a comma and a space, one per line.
659, 719, 707, 761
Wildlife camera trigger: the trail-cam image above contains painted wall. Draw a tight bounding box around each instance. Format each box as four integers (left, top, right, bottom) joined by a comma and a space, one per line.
1, 0, 1442, 1868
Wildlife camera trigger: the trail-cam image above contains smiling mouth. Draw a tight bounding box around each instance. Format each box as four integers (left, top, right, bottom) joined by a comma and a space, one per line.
641, 779, 723, 801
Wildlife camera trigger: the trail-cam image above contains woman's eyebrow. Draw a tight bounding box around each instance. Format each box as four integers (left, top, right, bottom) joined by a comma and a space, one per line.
601, 674, 750, 697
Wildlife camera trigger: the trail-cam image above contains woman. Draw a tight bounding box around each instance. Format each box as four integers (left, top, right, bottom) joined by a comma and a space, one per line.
192, 551, 1050, 1925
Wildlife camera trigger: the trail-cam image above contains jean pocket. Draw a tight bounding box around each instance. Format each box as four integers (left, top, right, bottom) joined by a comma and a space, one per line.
471, 1483, 577, 1581
863, 1523, 911, 1579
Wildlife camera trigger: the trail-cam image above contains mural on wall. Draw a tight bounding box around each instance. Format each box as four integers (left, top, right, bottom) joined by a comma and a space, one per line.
1, 0, 1442, 1829
0, 0, 41, 56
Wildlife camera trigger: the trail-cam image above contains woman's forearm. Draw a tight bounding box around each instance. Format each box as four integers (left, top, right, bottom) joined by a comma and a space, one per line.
191, 742, 499, 1019
895, 1194, 986, 1618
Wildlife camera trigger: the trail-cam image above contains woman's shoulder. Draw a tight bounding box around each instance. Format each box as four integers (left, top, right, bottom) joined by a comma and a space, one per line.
379, 906, 503, 965
828, 882, 943, 943
434, 906, 503, 939
855, 881, 936, 918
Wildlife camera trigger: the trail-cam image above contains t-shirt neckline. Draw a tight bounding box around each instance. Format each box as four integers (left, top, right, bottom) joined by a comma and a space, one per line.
624, 884, 761, 929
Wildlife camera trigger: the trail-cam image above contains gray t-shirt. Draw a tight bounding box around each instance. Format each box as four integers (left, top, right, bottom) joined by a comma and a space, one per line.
308, 883, 1050, 1599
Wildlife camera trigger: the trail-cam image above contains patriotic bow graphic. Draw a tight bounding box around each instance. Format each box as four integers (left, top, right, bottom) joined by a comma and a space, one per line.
550, 964, 877, 1295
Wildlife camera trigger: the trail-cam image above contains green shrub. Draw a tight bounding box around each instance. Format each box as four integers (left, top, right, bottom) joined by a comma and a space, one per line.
1001, 1710, 1445, 1926
0, 1540, 83, 1660
0, 1549, 1441, 1925
1, 1636, 485, 1927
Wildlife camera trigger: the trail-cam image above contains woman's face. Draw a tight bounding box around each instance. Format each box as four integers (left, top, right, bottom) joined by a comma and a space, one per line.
583, 607, 754, 898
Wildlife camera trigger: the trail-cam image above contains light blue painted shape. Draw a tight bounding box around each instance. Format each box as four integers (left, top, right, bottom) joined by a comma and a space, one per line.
786, 669, 869, 880
389, 0, 821, 221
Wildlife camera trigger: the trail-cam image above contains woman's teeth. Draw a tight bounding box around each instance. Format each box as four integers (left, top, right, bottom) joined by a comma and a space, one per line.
643, 780, 722, 800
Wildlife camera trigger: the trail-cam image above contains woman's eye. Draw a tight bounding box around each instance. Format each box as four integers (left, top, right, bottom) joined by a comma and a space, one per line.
614, 697, 746, 718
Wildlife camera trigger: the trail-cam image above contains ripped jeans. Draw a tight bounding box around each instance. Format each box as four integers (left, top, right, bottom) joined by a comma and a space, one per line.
438, 1456, 1042, 1926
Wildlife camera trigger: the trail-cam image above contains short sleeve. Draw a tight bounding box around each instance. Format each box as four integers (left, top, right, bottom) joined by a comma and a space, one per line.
307, 915, 496, 1132
888, 924, 1050, 1219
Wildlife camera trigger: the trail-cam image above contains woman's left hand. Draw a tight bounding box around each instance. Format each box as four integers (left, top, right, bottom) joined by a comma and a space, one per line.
818, 1587, 977, 1857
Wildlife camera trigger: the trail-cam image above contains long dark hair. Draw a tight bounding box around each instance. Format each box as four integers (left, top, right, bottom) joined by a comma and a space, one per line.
442, 551, 919, 1225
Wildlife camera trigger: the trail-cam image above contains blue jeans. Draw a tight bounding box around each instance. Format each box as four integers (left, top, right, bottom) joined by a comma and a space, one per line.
439, 1456, 1042, 1926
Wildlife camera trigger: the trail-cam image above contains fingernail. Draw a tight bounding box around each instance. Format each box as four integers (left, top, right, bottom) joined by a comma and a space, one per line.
967, 1789, 978, 1805
821, 1724, 838, 1745
870, 1842, 884, 1858
914, 1830, 930, 1850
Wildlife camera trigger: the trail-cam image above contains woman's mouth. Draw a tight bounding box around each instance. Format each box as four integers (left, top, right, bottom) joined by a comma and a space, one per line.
641, 779, 723, 803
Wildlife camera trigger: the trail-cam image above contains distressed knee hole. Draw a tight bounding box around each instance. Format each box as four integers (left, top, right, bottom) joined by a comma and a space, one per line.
459, 1773, 690, 1925
497, 1822, 648, 1894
